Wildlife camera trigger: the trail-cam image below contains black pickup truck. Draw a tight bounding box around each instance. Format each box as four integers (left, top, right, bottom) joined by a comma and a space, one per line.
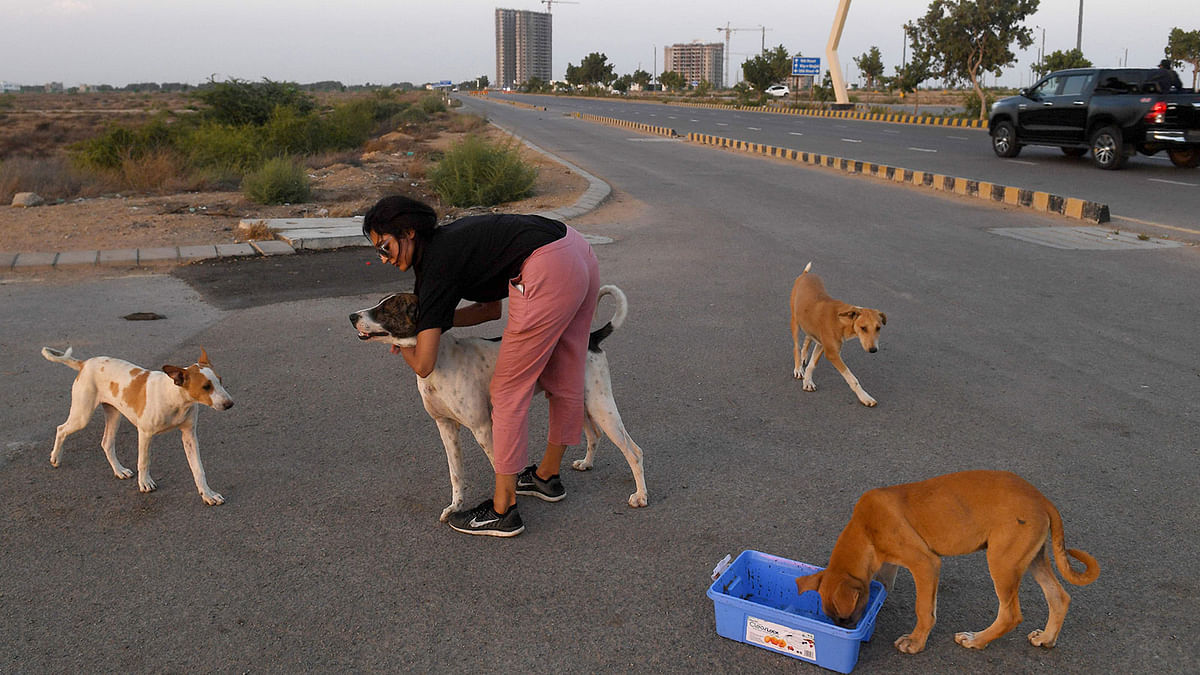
988, 67, 1200, 170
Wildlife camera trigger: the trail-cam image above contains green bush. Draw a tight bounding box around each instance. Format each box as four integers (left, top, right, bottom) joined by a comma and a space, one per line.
179, 121, 264, 174
192, 78, 315, 126
417, 95, 447, 115
241, 157, 311, 204
429, 134, 536, 207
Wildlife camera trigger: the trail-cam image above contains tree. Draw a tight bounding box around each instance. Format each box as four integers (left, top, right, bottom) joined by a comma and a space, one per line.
1032, 48, 1092, 77
741, 44, 793, 92
612, 74, 633, 94
478, 74, 490, 89
630, 69, 653, 89
883, 56, 933, 113
573, 52, 616, 86
906, 0, 1038, 120
658, 70, 686, 92
854, 46, 885, 90
1166, 27, 1200, 90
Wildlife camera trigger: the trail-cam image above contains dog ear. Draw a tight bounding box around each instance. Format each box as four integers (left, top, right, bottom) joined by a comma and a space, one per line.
880, 312, 887, 326
831, 584, 862, 619
838, 309, 860, 322
198, 347, 212, 367
162, 365, 187, 386
795, 572, 823, 596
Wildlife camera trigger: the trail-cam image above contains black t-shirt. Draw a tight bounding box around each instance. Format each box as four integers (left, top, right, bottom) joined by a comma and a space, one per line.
413, 214, 566, 332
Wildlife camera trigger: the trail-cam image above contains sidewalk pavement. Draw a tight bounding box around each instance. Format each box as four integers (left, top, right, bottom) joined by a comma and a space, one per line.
1, 135, 612, 273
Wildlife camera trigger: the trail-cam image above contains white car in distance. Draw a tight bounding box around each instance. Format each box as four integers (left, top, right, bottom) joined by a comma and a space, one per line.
765, 84, 790, 97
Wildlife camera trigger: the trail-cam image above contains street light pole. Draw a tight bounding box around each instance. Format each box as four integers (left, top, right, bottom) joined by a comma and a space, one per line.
1076, 0, 1083, 52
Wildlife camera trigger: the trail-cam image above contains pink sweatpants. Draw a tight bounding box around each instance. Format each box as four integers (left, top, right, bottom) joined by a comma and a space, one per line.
489, 226, 600, 475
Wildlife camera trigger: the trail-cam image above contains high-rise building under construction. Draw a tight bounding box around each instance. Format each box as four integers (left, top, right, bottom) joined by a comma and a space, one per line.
664, 42, 724, 89
495, 8, 552, 90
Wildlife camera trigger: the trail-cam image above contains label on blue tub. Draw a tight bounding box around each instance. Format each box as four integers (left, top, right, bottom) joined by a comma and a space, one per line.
746, 615, 816, 661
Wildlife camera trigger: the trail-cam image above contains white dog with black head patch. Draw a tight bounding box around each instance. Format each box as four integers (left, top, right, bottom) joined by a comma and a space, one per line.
350, 284, 648, 521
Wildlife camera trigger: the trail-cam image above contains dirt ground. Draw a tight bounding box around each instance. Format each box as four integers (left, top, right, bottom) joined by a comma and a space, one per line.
0, 101, 591, 254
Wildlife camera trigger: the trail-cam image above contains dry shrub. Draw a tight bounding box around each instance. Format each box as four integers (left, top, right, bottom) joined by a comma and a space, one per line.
0, 155, 105, 202
447, 112, 487, 133
235, 220, 275, 242
303, 150, 362, 170
118, 149, 185, 192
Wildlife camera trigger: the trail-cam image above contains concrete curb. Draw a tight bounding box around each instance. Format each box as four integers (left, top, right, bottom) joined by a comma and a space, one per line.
687, 132, 1110, 223
1, 240, 296, 273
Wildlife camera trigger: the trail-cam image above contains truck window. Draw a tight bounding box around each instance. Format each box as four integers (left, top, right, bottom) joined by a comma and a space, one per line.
1029, 75, 1063, 98
1059, 74, 1092, 97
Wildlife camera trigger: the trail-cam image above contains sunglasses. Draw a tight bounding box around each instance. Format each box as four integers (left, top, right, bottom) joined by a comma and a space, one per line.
375, 238, 392, 260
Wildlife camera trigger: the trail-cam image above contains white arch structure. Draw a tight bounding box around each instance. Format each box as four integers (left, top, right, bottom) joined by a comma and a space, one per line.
826, 0, 853, 106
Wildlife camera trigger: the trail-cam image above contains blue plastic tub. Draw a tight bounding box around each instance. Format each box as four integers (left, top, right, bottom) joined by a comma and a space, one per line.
707, 550, 886, 673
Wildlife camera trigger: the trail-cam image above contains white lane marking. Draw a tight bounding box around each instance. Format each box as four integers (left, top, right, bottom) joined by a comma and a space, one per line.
627, 138, 682, 142
908, 147, 938, 153
946, 135, 970, 140
690, 119, 699, 122
841, 138, 863, 143
789, 132, 804, 136
1011, 160, 1038, 166
1148, 178, 1199, 187
667, 115, 677, 119
748, 127, 762, 131
882, 130, 901, 134
717, 122, 729, 126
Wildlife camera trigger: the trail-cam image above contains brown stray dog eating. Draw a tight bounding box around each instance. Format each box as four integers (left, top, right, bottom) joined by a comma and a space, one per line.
789, 262, 886, 407
795, 470, 1100, 654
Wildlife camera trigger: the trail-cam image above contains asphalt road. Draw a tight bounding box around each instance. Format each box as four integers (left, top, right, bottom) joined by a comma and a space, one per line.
1, 96, 1198, 673
489, 92, 1200, 232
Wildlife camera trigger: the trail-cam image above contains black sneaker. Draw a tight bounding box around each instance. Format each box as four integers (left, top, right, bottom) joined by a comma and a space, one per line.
447, 499, 524, 537
516, 465, 565, 502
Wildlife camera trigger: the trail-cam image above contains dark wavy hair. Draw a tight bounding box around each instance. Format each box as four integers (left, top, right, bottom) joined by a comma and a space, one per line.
362, 195, 438, 240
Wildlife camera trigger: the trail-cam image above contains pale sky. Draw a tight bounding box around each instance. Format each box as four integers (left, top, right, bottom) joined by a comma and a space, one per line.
3, 1, 1194, 90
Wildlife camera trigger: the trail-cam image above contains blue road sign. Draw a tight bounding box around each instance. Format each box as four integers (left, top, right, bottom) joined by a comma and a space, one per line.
792, 57, 821, 76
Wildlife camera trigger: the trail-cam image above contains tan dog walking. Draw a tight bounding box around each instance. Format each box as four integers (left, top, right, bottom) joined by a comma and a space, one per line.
795, 470, 1099, 654
789, 262, 887, 406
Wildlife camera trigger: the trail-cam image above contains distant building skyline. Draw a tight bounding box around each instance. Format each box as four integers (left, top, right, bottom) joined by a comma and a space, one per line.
663, 42, 724, 89
495, 8, 552, 90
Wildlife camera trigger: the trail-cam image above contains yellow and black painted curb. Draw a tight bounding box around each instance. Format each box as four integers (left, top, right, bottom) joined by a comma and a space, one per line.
572, 112, 678, 138
471, 91, 546, 111
670, 100, 987, 129
687, 132, 1109, 223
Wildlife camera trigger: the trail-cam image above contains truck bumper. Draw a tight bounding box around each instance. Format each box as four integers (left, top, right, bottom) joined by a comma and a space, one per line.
1145, 129, 1200, 144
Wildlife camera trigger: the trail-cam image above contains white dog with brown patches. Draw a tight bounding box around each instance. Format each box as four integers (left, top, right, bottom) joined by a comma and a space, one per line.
42, 346, 233, 505
790, 262, 888, 407
349, 285, 648, 522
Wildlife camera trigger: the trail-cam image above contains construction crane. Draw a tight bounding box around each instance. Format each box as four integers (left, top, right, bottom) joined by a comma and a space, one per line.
716, 22, 772, 87
541, 0, 579, 12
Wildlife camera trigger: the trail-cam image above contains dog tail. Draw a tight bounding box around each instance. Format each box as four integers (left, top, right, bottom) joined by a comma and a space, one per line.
42, 346, 84, 371
588, 285, 628, 351
802, 261, 812, 274
1047, 502, 1100, 586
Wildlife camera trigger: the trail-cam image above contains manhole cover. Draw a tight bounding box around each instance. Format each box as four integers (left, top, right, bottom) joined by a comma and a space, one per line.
989, 227, 1184, 250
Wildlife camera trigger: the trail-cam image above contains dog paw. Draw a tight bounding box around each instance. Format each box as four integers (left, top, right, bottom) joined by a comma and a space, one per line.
113, 466, 134, 479
954, 632, 989, 649
793, 368, 803, 379
628, 492, 648, 508
859, 395, 877, 407
571, 459, 593, 471
893, 634, 927, 654
1027, 629, 1057, 648
439, 503, 463, 522
202, 491, 225, 506
802, 381, 817, 392
138, 476, 157, 493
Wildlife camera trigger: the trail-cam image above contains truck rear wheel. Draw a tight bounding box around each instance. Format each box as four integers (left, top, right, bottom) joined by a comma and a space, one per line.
1167, 148, 1200, 168
1090, 126, 1127, 170
991, 121, 1021, 158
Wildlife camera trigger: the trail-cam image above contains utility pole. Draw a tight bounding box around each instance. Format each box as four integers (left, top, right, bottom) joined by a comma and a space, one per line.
1076, 0, 1083, 52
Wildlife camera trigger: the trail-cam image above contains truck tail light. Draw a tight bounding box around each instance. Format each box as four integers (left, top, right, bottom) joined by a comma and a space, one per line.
1144, 101, 1167, 124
